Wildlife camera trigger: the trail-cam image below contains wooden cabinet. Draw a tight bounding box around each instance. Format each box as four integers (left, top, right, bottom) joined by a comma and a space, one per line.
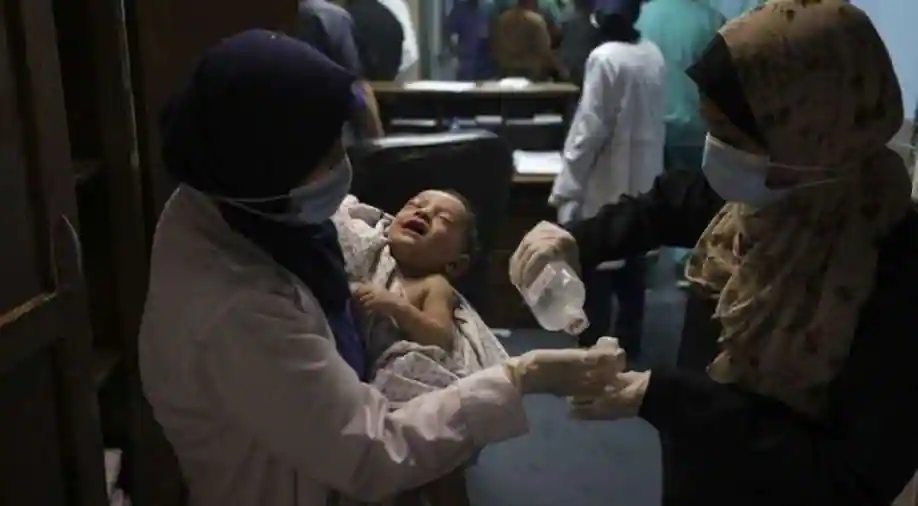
481, 180, 556, 328
3, 0, 297, 504
0, 0, 107, 504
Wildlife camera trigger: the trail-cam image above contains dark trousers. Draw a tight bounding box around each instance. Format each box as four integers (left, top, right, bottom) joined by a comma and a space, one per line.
578, 257, 646, 354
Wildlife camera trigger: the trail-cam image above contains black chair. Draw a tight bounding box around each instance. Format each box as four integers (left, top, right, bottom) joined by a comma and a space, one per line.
348, 131, 515, 308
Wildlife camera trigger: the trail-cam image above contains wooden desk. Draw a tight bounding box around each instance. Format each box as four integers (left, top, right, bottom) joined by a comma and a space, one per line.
512, 172, 556, 184
370, 81, 579, 130
372, 81, 579, 96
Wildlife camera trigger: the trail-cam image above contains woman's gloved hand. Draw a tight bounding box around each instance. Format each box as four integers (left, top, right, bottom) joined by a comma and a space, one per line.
568, 370, 651, 421
509, 221, 580, 290
503, 341, 626, 397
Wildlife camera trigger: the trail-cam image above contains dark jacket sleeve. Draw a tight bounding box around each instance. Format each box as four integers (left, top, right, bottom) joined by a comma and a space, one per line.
639, 219, 918, 505
333, 16, 365, 77
564, 169, 724, 273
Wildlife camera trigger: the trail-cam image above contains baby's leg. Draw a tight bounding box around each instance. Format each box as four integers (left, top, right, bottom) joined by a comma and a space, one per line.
421, 468, 470, 506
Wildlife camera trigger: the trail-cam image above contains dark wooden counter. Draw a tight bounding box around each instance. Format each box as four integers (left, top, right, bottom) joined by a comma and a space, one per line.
480, 177, 557, 328
370, 81, 579, 132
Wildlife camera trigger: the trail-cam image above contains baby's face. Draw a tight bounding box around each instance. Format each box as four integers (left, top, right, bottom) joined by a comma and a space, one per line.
388, 191, 470, 275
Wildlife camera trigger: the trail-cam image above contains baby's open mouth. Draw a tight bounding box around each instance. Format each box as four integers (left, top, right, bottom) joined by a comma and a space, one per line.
403, 217, 430, 236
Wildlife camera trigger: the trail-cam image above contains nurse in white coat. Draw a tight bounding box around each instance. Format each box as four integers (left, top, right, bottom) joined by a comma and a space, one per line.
138, 30, 623, 506
548, 0, 665, 351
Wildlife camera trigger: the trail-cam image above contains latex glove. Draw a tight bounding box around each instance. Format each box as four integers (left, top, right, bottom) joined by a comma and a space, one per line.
509, 221, 580, 291
503, 341, 626, 397
568, 370, 651, 421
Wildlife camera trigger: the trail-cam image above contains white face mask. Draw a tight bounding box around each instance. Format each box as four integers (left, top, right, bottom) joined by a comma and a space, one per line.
701, 134, 838, 208
214, 158, 353, 224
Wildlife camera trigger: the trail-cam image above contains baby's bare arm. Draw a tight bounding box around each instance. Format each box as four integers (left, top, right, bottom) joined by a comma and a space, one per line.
388, 276, 456, 351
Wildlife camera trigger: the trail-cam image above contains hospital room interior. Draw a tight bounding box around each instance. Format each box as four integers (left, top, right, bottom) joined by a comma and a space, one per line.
2, 0, 918, 505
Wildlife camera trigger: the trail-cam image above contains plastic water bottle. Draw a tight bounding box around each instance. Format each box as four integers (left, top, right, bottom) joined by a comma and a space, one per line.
519, 261, 590, 335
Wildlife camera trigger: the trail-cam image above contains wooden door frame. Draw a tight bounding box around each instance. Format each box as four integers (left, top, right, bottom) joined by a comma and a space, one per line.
1, 0, 107, 504
82, 0, 150, 365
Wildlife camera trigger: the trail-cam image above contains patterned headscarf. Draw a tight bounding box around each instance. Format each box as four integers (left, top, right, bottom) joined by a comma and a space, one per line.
684, 0, 912, 418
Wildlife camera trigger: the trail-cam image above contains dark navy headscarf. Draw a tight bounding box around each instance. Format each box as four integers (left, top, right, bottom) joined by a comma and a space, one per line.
160, 29, 367, 379
593, 0, 643, 43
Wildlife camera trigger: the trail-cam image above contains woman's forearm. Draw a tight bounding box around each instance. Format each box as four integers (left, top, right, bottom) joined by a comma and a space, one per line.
565, 169, 721, 272
357, 81, 385, 138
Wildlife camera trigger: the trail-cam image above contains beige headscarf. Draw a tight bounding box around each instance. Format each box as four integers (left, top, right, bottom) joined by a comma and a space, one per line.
684, 0, 912, 418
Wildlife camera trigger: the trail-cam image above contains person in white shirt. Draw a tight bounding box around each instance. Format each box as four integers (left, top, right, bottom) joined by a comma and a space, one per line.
376, 0, 420, 78
549, 0, 665, 352
140, 29, 624, 506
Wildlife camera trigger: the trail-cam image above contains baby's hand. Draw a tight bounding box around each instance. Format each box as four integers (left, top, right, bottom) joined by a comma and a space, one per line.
351, 283, 404, 316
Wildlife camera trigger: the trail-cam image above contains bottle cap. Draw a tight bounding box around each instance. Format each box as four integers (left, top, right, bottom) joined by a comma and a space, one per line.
595, 336, 620, 349
564, 308, 590, 336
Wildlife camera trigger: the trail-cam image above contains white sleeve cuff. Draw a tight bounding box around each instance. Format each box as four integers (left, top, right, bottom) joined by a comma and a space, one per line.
455, 366, 529, 446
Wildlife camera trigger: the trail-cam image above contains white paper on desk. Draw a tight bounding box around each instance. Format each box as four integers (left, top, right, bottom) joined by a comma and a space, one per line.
474, 115, 502, 125
507, 114, 563, 126
513, 150, 564, 175
497, 77, 532, 89
402, 80, 477, 92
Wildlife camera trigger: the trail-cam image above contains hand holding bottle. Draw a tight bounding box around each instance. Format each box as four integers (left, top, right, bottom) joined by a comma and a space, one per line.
509, 221, 580, 291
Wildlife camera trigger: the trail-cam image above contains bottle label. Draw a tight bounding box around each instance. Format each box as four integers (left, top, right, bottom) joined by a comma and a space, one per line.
524, 264, 555, 304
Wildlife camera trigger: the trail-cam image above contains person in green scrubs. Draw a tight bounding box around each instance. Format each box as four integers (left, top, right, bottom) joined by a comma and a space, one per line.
702, 0, 766, 20
635, 0, 725, 285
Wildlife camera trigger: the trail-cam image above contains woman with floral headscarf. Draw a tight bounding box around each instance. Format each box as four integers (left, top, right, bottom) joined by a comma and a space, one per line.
510, 1, 918, 504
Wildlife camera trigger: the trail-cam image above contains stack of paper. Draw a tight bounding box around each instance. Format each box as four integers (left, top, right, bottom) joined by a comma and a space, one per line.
497, 77, 532, 89
513, 150, 564, 176
402, 81, 477, 92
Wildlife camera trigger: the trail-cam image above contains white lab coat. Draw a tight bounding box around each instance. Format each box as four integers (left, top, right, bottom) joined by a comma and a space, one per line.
138, 186, 528, 506
377, 0, 419, 77
550, 39, 666, 223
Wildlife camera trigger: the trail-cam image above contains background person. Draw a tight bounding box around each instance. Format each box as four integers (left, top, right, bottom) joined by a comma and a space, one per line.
558, 0, 599, 88
491, 0, 567, 80
636, 0, 725, 287
376, 0, 421, 79
445, 0, 494, 80
490, 0, 563, 42
297, 0, 385, 138
338, 0, 405, 81
549, 0, 665, 353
